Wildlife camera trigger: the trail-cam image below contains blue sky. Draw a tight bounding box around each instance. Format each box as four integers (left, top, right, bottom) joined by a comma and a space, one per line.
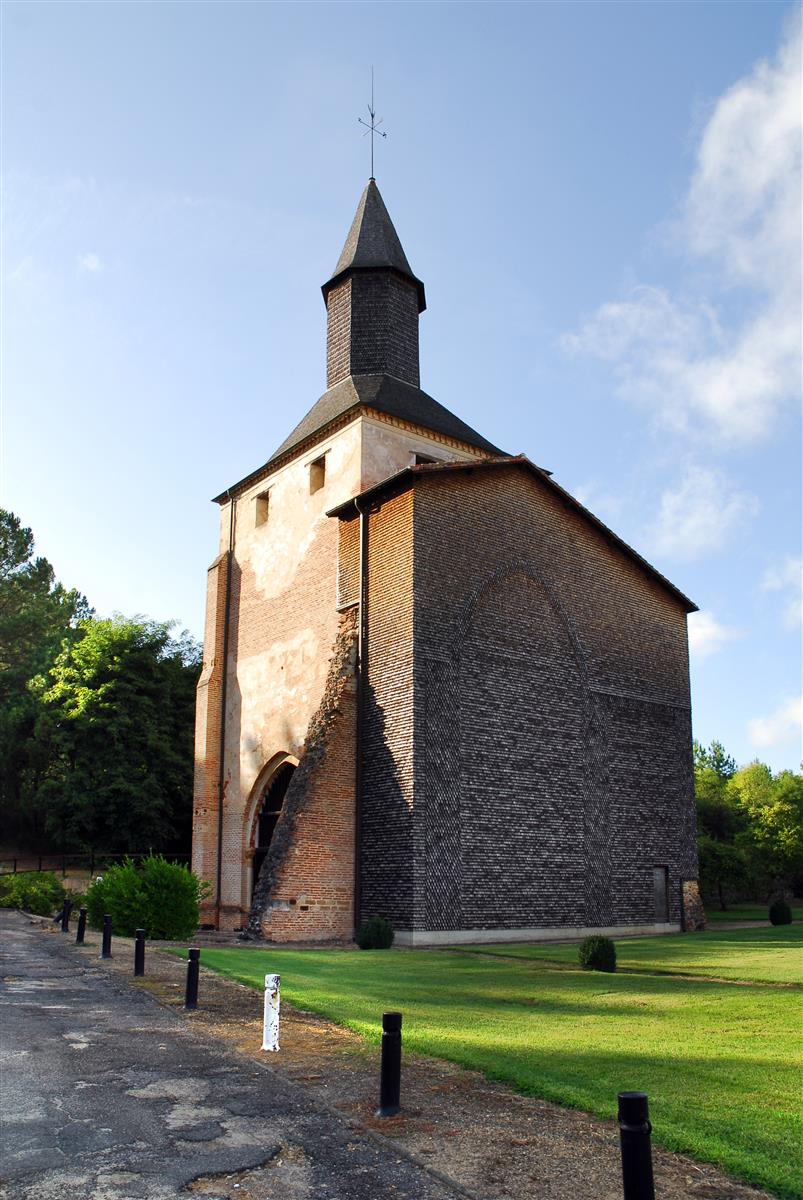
2, 1, 800, 771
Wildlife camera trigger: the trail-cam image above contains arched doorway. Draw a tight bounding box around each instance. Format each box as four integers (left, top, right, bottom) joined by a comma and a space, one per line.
251, 761, 296, 900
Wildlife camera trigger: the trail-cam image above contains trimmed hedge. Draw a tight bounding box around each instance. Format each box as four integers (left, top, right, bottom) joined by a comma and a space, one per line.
85, 855, 209, 941
578, 935, 617, 972
356, 915, 395, 949
769, 900, 792, 926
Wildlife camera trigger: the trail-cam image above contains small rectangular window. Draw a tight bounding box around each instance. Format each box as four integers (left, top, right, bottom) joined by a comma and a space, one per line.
255, 491, 270, 527
414, 453, 440, 465
309, 455, 326, 495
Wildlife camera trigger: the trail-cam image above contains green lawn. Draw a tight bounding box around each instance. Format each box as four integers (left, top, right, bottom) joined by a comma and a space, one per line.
458, 924, 803, 984
178, 928, 803, 1199
704, 903, 803, 925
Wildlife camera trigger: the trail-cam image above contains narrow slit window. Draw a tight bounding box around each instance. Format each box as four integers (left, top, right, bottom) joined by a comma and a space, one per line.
309, 455, 326, 494
255, 491, 270, 527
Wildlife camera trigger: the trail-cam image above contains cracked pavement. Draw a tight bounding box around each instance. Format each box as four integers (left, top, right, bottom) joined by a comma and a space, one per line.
0, 910, 464, 1199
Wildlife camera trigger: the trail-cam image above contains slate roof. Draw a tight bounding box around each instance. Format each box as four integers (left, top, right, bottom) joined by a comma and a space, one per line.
327, 456, 698, 614
322, 180, 426, 312
213, 374, 507, 501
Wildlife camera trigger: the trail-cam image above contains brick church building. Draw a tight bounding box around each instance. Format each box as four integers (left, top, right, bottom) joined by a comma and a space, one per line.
192, 179, 704, 944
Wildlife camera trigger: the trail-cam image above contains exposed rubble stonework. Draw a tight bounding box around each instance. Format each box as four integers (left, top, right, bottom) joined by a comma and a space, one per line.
242, 608, 358, 942
192, 178, 702, 942
682, 880, 707, 931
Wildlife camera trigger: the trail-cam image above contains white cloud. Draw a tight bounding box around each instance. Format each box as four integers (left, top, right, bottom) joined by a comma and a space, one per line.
761, 556, 803, 628
78, 252, 104, 273
562, 19, 802, 445
748, 695, 803, 750
688, 611, 742, 658
646, 464, 758, 560
572, 480, 624, 523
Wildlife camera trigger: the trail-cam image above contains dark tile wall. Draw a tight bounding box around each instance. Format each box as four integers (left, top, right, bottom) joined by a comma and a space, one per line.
326, 272, 420, 388
359, 489, 416, 927
355, 464, 698, 933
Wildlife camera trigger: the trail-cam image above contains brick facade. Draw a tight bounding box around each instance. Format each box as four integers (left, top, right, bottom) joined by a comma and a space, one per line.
346, 463, 699, 939
360, 489, 416, 927
192, 413, 489, 934
193, 179, 702, 944
244, 610, 358, 942
192, 548, 230, 925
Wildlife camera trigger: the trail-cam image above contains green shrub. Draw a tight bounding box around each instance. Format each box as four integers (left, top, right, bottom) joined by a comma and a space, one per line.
0, 872, 66, 916
85, 855, 209, 940
578, 935, 617, 972
769, 900, 792, 926
356, 915, 395, 949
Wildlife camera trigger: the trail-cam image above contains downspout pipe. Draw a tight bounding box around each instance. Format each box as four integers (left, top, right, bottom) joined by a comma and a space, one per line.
216, 491, 236, 925
353, 496, 368, 935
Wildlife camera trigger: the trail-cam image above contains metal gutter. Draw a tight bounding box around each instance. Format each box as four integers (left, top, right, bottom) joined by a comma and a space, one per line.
215, 492, 236, 924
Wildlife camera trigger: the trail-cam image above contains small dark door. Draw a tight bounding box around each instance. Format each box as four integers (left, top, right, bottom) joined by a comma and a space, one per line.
653, 866, 669, 921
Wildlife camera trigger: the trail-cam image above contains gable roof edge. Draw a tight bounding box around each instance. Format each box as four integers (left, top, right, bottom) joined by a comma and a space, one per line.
327, 456, 698, 613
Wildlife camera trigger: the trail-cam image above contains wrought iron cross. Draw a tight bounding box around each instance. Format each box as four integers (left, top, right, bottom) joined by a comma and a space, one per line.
358, 68, 387, 180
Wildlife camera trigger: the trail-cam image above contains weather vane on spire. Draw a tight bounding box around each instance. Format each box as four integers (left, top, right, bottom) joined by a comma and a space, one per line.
358, 67, 387, 180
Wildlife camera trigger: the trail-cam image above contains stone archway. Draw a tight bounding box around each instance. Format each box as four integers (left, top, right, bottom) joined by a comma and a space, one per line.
251, 761, 296, 901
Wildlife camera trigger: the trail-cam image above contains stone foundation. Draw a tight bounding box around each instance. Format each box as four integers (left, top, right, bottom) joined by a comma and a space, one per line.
395, 922, 682, 947
681, 879, 706, 931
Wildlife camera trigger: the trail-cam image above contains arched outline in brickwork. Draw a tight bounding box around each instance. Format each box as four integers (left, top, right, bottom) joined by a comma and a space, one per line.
445, 562, 614, 928
449, 561, 589, 683
244, 752, 301, 854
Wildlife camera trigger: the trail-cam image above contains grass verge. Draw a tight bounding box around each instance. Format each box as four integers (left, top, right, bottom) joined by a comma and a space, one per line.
704, 903, 802, 925
173, 934, 802, 1198
459, 924, 803, 985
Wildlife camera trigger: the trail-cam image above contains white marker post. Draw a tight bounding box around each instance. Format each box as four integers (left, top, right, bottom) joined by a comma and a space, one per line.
261, 973, 281, 1052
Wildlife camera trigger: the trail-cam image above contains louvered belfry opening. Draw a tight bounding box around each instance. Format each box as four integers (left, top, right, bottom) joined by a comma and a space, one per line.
252, 762, 295, 898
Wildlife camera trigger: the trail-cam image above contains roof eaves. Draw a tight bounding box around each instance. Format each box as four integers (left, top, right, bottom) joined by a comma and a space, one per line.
326, 466, 416, 519
327, 455, 698, 612
211, 406, 363, 504
321, 264, 426, 313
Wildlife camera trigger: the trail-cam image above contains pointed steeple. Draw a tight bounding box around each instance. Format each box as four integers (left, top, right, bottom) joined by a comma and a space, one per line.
324, 180, 426, 312
322, 182, 426, 389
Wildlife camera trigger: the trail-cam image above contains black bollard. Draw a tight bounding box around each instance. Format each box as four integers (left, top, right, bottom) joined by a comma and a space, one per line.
75, 907, 87, 945
134, 929, 145, 977
618, 1091, 656, 1200
184, 947, 200, 1009
59, 899, 72, 933
100, 914, 113, 959
376, 1011, 402, 1117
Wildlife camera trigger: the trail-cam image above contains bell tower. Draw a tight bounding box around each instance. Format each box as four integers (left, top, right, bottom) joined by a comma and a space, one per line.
322, 180, 426, 389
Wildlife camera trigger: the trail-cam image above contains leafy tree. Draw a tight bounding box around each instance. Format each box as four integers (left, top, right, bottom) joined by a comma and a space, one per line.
694, 739, 803, 906
730, 763, 803, 897
0, 510, 89, 847
696, 766, 748, 843
693, 739, 736, 780
28, 616, 200, 854
697, 835, 749, 912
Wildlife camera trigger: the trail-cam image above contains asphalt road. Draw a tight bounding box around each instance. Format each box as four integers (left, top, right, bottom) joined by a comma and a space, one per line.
0, 910, 463, 1199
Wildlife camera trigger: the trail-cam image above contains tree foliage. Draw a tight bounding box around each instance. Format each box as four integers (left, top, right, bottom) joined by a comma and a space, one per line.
729, 763, 803, 896
0, 509, 200, 856
0, 510, 89, 847
29, 617, 201, 854
693, 739, 737, 781
694, 740, 803, 906
0, 510, 89, 697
